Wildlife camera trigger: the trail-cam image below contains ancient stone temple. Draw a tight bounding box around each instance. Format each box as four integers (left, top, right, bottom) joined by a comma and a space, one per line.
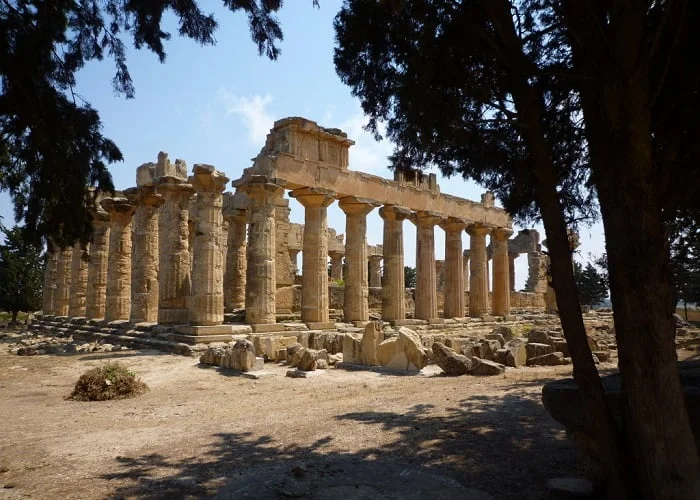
41, 117, 549, 345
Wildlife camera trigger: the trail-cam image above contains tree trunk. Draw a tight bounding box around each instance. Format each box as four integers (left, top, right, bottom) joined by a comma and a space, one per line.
481, 2, 628, 496
11, 310, 18, 325
561, 2, 700, 495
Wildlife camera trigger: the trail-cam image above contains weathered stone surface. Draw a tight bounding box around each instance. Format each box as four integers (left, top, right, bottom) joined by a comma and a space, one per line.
361, 321, 383, 365
527, 328, 554, 346
432, 342, 472, 376
199, 344, 228, 366
287, 343, 304, 366
480, 339, 501, 361
445, 337, 475, 357
592, 350, 610, 362
298, 348, 325, 371
504, 338, 527, 368
470, 356, 506, 376
485, 332, 505, 348
527, 352, 566, 366
495, 348, 508, 365
489, 325, 514, 342
553, 339, 570, 357
221, 339, 262, 372
526, 342, 555, 360
397, 327, 429, 370
342, 333, 363, 364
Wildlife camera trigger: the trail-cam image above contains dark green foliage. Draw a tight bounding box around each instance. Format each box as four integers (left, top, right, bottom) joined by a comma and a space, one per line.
0, 224, 45, 323
0, 0, 317, 248
670, 212, 700, 307
70, 362, 148, 401
574, 260, 608, 307
404, 266, 416, 288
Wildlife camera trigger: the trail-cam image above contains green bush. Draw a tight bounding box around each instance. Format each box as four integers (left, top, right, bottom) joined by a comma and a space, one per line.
70, 362, 148, 401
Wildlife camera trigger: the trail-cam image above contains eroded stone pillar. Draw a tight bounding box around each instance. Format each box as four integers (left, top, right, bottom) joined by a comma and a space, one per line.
291, 187, 336, 325
339, 196, 377, 322
156, 175, 194, 324
68, 243, 89, 317
188, 164, 229, 325
492, 228, 513, 316
413, 211, 441, 320
42, 247, 59, 315
368, 255, 383, 288
379, 205, 411, 321
440, 218, 467, 318
102, 197, 136, 321
54, 246, 73, 316
85, 210, 110, 319
125, 174, 164, 323
328, 251, 344, 281
223, 208, 247, 312
243, 177, 286, 324
468, 224, 491, 317
288, 249, 300, 278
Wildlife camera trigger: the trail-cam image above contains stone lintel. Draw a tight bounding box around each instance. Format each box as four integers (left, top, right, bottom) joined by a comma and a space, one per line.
250, 324, 287, 333
305, 321, 337, 331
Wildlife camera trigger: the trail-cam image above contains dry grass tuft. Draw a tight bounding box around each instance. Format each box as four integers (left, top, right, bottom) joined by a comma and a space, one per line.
70, 362, 148, 401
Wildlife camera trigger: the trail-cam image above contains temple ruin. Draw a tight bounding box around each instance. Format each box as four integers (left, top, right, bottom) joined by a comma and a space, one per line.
40, 117, 550, 346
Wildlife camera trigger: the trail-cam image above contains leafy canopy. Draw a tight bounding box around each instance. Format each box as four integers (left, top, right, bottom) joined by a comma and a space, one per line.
0, 224, 45, 321
0, 0, 317, 248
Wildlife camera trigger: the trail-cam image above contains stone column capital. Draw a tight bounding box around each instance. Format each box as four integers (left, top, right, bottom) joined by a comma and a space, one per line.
124, 186, 165, 208
467, 223, 493, 237
492, 227, 513, 241
189, 164, 229, 193
411, 210, 443, 228
155, 177, 195, 198
379, 204, 412, 222
368, 254, 383, 263
338, 196, 379, 216
328, 250, 344, 260
101, 197, 136, 220
290, 187, 336, 208
223, 208, 247, 223
439, 217, 468, 234
240, 176, 286, 202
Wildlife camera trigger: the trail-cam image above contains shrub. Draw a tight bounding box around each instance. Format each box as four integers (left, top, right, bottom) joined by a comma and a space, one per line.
70, 362, 148, 401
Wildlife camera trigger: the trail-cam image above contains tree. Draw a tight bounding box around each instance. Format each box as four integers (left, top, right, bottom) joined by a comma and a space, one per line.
669, 212, 700, 314
404, 266, 416, 288
574, 260, 608, 307
0, 0, 317, 248
0, 225, 45, 323
334, 1, 700, 497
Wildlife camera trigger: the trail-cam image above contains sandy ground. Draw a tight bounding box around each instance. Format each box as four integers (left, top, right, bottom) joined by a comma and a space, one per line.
0, 329, 605, 500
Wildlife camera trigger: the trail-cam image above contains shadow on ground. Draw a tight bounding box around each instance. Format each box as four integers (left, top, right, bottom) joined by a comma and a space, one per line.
101, 379, 603, 500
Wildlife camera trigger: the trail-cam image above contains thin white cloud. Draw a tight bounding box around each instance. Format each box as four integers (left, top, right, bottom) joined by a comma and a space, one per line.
221, 92, 274, 145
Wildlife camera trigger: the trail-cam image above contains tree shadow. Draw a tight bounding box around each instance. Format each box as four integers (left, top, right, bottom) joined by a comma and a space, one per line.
101, 384, 604, 500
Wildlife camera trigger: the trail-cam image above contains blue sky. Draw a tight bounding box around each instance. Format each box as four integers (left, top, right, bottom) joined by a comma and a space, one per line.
0, 0, 605, 288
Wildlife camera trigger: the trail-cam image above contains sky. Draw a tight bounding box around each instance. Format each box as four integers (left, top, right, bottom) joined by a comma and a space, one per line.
0, 0, 605, 288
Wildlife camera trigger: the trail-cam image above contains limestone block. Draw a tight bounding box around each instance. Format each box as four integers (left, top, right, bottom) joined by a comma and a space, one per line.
526, 342, 555, 360
286, 343, 303, 366
397, 327, 429, 370
221, 339, 262, 372
342, 333, 363, 364
136, 162, 156, 187
495, 348, 508, 365
489, 325, 514, 342
298, 348, 327, 371
155, 152, 188, 181
445, 338, 475, 357
432, 342, 472, 376
361, 321, 383, 365
485, 333, 505, 348
527, 351, 566, 366
504, 338, 527, 368
593, 350, 611, 362
479, 339, 501, 361
199, 344, 228, 366
553, 339, 570, 357
527, 329, 555, 346
470, 357, 506, 376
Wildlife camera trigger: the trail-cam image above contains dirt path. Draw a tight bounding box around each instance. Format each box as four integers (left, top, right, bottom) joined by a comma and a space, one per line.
0, 332, 600, 499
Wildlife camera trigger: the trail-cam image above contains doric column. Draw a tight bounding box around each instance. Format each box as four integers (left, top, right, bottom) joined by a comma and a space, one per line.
468, 224, 491, 317
155, 177, 195, 324
463, 249, 470, 291
85, 209, 110, 319
328, 251, 344, 281
42, 247, 59, 315
440, 218, 467, 318
368, 255, 383, 288
242, 177, 286, 324
492, 228, 513, 316
288, 249, 300, 278
223, 208, 247, 312
125, 175, 164, 323
413, 211, 441, 320
379, 205, 411, 321
68, 243, 89, 317
290, 187, 336, 324
54, 246, 73, 316
188, 164, 229, 325
339, 196, 377, 322
509, 253, 517, 291
102, 197, 136, 321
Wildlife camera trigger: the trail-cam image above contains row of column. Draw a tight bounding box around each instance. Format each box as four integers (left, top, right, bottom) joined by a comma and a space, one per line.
45, 164, 229, 326
238, 177, 512, 325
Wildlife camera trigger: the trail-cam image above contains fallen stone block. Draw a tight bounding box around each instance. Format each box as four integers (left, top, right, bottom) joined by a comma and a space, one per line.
527, 352, 566, 366
504, 338, 527, 368
470, 357, 505, 376
526, 342, 555, 360
432, 342, 472, 376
